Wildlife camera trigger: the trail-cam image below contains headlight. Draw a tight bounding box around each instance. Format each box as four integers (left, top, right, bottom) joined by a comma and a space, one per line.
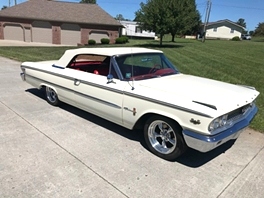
208, 114, 228, 132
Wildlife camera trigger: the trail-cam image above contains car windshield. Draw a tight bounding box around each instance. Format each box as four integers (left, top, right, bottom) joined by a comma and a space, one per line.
115, 53, 179, 81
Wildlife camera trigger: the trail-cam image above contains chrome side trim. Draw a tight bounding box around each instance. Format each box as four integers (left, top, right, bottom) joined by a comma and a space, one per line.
123, 92, 213, 118
25, 74, 121, 109
75, 91, 122, 109
26, 74, 73, 92
182, 105, 258, 152
22, 65, 75, 81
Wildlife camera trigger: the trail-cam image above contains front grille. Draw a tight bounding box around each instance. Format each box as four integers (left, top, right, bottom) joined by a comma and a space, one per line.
227, 104, 251, 123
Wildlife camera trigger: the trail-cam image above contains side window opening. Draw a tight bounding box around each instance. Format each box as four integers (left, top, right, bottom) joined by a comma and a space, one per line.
67, 54, 110, 76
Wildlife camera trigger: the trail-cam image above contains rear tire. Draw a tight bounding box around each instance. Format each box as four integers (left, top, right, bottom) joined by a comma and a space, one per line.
45, 86, 59, 106
144, 115, 187, 161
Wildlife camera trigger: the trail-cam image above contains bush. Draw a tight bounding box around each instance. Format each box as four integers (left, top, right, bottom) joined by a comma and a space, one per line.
121, 36, 129, 43
101, 38, 110, 44
115, 36, 129, 44
88, 39, 96, 45
231, 36, 241, 41
115, 37, 125, 44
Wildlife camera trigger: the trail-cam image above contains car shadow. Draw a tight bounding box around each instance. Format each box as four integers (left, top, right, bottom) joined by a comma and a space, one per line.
26, 88, 237, 168
176, 140, 236, 167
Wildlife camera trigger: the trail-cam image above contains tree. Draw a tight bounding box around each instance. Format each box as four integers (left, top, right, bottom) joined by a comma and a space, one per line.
135, 0, 201, 45
253, 22, 264, 36
114, 14, 124, 21
236, 18, 246, 28
249, 30, 254, 36
236, 18, 247, 34
79, 0, 96, 3
1, 5, 7, 10
168, 0, 201, 42
114, 14, 131, 21
135, 0, 172, 46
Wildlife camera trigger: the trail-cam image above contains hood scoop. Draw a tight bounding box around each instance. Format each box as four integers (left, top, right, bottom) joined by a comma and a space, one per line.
192, 101, 217, 110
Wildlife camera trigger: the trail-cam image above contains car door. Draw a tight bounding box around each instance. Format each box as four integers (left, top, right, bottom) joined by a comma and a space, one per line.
73, 65, 127, 126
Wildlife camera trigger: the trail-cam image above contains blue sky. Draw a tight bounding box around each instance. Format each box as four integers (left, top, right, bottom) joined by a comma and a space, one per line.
1, 0, 264, 31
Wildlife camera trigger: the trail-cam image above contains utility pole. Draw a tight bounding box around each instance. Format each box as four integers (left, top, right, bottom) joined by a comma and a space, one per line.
202, 0, 212, 42
8, 0, 17, 7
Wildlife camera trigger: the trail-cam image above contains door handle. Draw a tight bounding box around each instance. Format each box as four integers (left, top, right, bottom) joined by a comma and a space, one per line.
74, 79, 80, 86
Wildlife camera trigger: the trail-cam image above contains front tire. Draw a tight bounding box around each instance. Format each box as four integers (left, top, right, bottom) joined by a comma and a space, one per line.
45, 86, 60, 106
144, 116, 187, 161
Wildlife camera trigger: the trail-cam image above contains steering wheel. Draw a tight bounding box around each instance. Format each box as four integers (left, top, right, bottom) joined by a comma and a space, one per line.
149, 64, 161, 74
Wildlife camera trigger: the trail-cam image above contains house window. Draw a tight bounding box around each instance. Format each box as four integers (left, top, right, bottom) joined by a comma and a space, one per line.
135, 26, 142, 33
213, 27, 217, 32
230, 29, 234, 33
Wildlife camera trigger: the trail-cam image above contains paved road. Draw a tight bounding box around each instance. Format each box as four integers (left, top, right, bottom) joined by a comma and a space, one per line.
0, 56, 264, 198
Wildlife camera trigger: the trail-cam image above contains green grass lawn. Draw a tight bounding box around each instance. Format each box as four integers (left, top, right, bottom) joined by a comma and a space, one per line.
0, 37, 263, 132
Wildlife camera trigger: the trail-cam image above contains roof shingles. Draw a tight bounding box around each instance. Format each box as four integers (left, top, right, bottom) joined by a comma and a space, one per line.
0, 0, 122, 26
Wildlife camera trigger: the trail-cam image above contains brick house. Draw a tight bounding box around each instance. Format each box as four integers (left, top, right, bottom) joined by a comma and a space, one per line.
0, 0, 122, 45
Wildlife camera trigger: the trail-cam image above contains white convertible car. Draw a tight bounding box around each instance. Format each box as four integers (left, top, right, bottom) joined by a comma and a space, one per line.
20, 47, 259, 161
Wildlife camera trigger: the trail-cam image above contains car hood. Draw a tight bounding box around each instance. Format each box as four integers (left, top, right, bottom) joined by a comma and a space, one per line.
135, 74, 259, 116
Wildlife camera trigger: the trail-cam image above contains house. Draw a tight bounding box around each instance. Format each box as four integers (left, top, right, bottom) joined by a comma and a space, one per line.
0, 0, 122, 45
119, 20, 156, 39
201, 19, 245, 40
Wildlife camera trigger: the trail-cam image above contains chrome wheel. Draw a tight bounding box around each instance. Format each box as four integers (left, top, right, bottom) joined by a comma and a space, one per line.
45, 87, 59, 106
144, 116, 186, 161
148, 120, 177, 154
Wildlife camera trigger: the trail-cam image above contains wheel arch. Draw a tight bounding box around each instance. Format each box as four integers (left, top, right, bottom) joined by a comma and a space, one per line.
133, 112, 183, 132
39, 83, 61, 100
39, 83, 58, 93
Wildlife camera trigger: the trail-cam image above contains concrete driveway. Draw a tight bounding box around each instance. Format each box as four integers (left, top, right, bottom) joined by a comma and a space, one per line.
0, 56, 264, 198
0, 40, 72, 46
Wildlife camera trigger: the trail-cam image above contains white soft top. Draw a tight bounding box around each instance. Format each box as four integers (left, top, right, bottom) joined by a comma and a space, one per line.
56, 47, 162, 67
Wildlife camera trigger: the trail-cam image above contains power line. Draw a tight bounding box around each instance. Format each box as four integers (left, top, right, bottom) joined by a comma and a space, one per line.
213, 3, 264, 11
69, 0, 140, 4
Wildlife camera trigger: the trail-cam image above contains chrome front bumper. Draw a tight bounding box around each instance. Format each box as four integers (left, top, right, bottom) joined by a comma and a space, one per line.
182, 105, 258, 153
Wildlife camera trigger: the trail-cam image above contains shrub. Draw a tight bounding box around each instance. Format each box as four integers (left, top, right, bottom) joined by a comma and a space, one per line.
115, 36, 129, 44
88, 39, 96, 45
115, 37, 126, 44
101, 38, 110, 44
231, 36, 241, 41
120, 36, 129, 43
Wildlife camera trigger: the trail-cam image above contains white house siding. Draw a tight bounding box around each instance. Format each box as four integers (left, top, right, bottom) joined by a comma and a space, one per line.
32, 21, 52, 43
4, 24, 24, 41
61, 23, 81, 46
120, 21, 155, 39
205, 21, 242, 40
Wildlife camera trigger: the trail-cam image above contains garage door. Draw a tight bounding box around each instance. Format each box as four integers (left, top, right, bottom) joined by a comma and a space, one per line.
32, 21, 52, 43
61, 23, 81, 45
89, 31, 109, 43
4, 24, 23, 41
